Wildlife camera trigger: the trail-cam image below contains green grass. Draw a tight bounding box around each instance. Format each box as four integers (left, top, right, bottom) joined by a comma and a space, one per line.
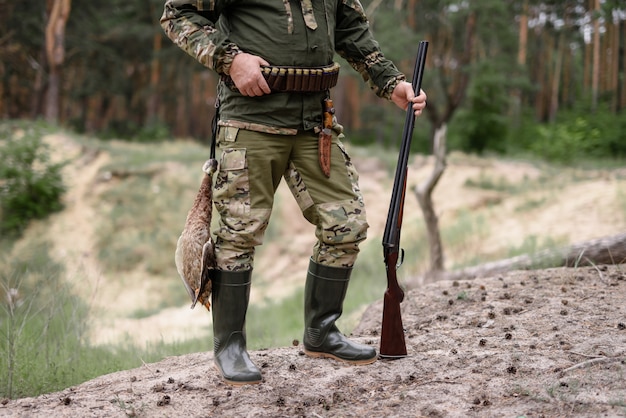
0, 240, 209, 399
247, 287, 306, 349
2, 242, 120, 398
463, 170, 558, 199
464, 172, 518, 192
442, 210, 490, 269
514, 196, 548, 213
506, 235, 564, 259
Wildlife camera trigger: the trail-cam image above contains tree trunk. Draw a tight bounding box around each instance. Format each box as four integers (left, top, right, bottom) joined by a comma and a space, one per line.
407, 0, 416, 30
591, 0, 601, 112
44, 0, 72, 123
30, 48, 47, 119
365, 0, 384, 20
147, 31, 162, 125
622, 21, 626, 110
335, 76, 361, 132
534, 32, 550, 122
518, 1, 528, 67
549, 32, 564, 122
561, 43, 571, 107
584, 25, 592, 94
511, 0, 528, 120
608, 17, 619, 113
412, 124, 447, 273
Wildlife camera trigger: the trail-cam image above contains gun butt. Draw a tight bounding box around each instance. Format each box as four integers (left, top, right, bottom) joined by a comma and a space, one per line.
379, 290, 408, 359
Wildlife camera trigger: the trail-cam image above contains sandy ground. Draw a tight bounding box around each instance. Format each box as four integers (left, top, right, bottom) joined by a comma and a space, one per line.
2, 264, 625, 417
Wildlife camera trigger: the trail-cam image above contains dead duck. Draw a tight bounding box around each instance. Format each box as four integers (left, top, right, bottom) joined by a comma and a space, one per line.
175, 159, 218, 310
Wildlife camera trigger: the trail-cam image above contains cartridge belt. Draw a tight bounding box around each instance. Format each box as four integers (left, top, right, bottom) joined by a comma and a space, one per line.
222, 62, 340, 93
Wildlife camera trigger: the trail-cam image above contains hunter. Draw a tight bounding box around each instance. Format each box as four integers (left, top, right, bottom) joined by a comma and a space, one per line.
161, 0, 427, 385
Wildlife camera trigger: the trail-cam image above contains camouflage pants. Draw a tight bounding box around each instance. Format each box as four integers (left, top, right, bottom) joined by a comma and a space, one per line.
213, 127, 369, 271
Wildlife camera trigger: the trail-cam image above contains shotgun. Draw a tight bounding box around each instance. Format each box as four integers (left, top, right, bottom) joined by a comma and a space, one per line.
380, 41, 428, 359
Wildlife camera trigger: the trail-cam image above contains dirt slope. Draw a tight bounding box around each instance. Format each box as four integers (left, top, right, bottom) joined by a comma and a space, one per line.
2, 264, 625, 417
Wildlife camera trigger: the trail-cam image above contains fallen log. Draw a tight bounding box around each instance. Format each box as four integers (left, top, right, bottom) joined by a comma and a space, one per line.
418, 232, 626, 283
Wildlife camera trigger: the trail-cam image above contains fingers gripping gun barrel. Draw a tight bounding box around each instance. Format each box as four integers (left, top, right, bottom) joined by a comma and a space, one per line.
380, 41, 428, 359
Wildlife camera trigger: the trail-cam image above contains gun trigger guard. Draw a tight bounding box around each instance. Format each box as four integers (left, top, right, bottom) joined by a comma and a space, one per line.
396, 248, 405, 269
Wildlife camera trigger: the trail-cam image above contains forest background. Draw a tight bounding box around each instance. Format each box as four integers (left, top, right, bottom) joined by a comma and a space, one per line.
1, 0, 626, 401
2, 0, 625, 159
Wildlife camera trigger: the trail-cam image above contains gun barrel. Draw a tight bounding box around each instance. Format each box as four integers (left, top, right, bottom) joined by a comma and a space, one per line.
382, 41, 429, 250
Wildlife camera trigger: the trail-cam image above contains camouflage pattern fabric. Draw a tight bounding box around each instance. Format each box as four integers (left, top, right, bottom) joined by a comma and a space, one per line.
283, 0, 294, 34
161, 2, 240, 76
212, 128, 368, 271
300, 0, 318, 30
284, 140, 368, 267
219, 119, 298, 136
343, 53, 407, 100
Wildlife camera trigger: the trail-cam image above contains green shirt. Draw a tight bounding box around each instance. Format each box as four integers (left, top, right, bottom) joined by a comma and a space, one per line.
161, 0, 405, 133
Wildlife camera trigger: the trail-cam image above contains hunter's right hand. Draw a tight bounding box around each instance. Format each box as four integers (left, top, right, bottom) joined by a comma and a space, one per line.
230, 53, 271, 97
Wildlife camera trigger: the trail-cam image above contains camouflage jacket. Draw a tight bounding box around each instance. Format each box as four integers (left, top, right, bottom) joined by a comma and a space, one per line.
161, 0, 405, 134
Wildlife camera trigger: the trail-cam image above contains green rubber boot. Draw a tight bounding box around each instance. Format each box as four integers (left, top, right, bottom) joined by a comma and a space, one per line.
211, 270, 262, 385
303, 259, 377, 365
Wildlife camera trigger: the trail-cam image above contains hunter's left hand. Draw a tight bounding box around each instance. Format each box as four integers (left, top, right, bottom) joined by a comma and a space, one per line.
391, 81, 427, 116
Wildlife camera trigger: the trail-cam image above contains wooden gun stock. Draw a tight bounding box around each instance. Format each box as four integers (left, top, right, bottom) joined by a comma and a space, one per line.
379, 41, 429, 359
380, 251, 407, 358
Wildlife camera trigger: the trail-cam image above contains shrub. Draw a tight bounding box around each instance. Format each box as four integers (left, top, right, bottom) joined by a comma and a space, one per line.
530, 117, 602, 164
451, 64, 510, 154
0, 122, 66, 237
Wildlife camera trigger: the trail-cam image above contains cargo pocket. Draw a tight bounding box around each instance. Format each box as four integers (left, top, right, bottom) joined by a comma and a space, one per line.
214, 148, 250, 217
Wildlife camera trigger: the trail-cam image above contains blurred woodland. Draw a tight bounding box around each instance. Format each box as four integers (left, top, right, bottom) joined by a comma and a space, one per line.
1, 0, 625, 155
